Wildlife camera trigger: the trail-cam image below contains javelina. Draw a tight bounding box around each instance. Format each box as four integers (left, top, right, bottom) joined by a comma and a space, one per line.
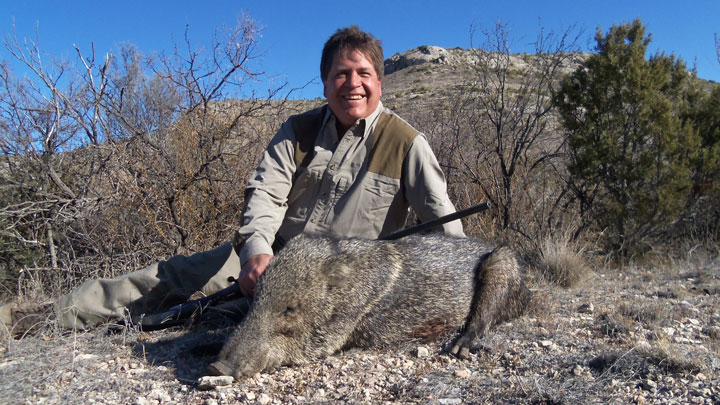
209, 234, 530, 378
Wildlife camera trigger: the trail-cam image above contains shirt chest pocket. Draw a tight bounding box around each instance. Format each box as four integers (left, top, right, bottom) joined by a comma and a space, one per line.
287, 168, 323, 217
360, 175, 401, 213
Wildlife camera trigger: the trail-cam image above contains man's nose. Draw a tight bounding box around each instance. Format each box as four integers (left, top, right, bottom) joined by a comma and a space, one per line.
346, 71, 361, 88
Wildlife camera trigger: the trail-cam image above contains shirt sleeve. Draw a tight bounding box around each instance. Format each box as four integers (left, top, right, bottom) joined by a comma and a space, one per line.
237, 121, 298, 263
403, 134, 466, 237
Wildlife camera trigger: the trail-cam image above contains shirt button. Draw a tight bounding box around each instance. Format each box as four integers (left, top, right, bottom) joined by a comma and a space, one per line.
329, 164, 336, 170
310, 218, 316, 224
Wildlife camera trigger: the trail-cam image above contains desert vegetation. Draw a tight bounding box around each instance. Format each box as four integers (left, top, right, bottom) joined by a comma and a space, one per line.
0, 17, 319, 299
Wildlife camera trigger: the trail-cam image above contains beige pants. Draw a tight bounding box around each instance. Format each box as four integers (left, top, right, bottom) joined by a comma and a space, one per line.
55, 243, 241, 329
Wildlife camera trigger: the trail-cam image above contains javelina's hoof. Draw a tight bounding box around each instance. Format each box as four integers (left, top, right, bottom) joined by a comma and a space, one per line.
448, 343, 471, 359
447, 327, 482, 359
208, 360, 234, 377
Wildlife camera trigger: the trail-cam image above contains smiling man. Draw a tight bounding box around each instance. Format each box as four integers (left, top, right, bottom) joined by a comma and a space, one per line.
2, 26, 464, 334
234, 26, 464, 296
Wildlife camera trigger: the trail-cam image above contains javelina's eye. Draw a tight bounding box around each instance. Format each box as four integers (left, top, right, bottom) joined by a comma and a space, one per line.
284, 304, 300, 315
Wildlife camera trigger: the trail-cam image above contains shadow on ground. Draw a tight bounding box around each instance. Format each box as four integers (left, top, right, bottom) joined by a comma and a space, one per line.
131, 323, 234, 382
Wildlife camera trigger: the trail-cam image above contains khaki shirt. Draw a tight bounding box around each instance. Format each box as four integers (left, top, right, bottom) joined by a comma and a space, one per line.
238, 101, 464, 263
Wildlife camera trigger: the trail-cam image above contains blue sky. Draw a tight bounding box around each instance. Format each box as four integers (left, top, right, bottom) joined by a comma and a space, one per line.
2, 1, 719, 99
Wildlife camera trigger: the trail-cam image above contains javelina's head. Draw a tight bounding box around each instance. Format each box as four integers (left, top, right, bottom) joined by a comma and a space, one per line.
210, 236, 397, 379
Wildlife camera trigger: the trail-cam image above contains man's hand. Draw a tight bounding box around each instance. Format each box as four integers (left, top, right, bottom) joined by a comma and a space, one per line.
237, 254, 273, 297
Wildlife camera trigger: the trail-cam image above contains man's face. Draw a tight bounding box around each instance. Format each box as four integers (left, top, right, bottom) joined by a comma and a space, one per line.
323, 49, 382, 130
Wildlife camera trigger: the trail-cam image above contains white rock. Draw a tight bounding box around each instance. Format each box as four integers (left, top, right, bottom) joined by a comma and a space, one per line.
148, 389, 171, 402
454, 368, 471, 378
540, 340, 554, 348
197, 375, 234, 390
416, 346, 430, 358
258, 393, 272, 405
74, 354, 98, 362
134, 397, 150, 405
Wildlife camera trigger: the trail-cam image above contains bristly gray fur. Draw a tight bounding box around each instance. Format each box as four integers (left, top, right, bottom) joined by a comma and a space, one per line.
209, 234, 531, 379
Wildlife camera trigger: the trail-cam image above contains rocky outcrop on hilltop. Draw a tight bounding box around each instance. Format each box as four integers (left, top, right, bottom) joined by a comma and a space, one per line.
384, 45, 461, 74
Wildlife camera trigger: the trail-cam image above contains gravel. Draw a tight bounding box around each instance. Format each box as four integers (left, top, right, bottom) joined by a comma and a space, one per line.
1, 260, 718, 404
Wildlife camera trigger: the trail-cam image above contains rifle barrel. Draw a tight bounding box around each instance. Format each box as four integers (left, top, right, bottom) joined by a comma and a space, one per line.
380, 202, 490, 240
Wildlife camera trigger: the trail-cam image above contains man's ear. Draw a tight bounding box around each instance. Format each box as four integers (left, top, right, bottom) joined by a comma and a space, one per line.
378, 80, 382, 98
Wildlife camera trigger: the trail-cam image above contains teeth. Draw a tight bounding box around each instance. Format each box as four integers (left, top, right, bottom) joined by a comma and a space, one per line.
345, 95, 363, 100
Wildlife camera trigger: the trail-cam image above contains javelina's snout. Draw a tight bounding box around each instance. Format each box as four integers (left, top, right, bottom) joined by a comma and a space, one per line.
209, 315, 275, 378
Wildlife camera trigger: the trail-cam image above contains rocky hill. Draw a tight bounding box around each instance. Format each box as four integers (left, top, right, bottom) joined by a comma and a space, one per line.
381, 45, 587, 114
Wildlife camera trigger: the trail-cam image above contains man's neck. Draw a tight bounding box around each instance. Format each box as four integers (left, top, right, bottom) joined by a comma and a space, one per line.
335, 120, 352, 137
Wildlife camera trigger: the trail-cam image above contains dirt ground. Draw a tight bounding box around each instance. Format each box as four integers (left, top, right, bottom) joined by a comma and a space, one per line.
1, 254, 718, 404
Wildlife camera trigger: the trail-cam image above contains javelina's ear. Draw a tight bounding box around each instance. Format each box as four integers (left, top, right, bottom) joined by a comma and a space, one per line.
322, 255, 354, 291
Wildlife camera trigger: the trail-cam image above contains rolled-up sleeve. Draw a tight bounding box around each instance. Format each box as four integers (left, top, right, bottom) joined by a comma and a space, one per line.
238, 122, 298, 263
403, 135, 465, 237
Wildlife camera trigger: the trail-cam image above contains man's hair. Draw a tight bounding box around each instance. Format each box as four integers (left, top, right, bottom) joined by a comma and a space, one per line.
320, 25, 384, 82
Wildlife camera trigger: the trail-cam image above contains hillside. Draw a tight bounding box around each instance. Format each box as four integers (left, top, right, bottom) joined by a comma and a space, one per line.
381, 45, 587, 114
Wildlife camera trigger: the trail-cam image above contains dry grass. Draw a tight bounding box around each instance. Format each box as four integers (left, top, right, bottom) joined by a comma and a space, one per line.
537, 234, 593, 288
638, 336, 708, 373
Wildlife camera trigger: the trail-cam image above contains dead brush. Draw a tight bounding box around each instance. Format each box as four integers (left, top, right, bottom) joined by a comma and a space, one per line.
637, 334, 708, 374
537, 234, 593, 288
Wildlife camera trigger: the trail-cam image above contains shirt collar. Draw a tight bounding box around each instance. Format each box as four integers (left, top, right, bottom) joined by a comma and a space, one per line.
323, 101, 385, 140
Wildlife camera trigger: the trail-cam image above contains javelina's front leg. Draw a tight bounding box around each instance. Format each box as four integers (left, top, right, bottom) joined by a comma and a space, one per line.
448, 246, 531, 359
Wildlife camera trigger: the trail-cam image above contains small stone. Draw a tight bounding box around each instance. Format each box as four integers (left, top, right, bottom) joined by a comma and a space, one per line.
689, 389, 704, 397
148, 389, 171, 402
674, 336, 697, 344
75, 354, 98, 362
197, 375, 234, 390
454, 368, 471, 378
438, 399, 462, 405
258, 393, 271, 405
134, 397, 149, 405
416, 346, 429, 358
639, 379, 657, 392
245, 392, 256, 400
572, 365, 583, 376
694, 373, 706, 381
577, 303, 594, 314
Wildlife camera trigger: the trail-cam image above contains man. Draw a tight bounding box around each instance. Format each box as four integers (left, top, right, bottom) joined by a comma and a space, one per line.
1, 26, 463, 336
